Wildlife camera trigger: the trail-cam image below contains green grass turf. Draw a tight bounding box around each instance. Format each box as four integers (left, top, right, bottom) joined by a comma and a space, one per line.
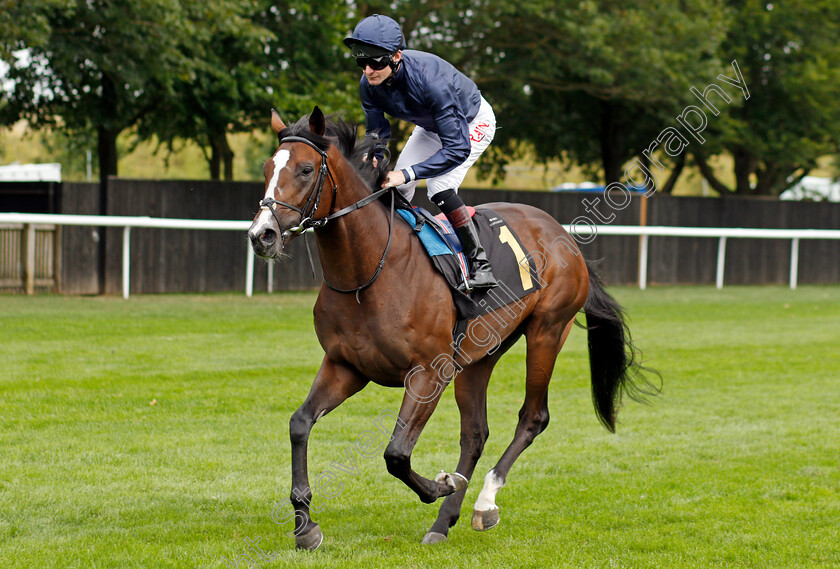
0, 286, 838, 568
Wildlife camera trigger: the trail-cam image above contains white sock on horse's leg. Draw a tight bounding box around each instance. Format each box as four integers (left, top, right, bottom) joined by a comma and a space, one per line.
474, 469, 504, 511
472, 469, 504, 531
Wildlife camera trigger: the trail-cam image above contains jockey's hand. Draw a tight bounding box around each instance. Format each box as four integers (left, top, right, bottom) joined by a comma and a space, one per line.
381, 170, 406, 189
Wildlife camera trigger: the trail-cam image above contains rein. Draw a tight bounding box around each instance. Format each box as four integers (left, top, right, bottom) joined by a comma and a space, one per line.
258, 135, 395, 302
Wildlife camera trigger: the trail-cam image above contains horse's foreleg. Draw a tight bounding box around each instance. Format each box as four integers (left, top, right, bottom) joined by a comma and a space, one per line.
288, 357, 367, 550
383, 370, 466, 505
422, 358, 493, 544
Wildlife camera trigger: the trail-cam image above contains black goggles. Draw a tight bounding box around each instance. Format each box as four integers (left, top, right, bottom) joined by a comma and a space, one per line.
355, 55, 391, 71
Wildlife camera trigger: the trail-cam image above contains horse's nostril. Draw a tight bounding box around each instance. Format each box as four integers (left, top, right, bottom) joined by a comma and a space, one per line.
260, 228, 277, 246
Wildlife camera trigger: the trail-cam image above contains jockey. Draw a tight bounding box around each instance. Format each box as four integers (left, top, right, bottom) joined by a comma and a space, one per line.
344, 14, 498, 291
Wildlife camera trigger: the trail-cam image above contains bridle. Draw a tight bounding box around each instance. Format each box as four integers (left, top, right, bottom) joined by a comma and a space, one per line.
258, 135, 395, 302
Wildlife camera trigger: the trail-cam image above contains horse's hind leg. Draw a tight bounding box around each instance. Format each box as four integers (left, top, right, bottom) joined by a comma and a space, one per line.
422, 357, 495, 544
471, 317, 575, 531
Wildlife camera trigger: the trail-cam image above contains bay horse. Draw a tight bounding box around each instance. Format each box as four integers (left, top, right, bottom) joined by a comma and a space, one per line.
248, 106, 656, 549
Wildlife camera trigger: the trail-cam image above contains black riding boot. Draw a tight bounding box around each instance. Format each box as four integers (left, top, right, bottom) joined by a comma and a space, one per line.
455, 218, 498, 291
434, 188, 498, 291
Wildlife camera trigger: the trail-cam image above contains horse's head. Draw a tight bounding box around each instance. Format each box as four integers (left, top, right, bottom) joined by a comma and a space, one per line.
248, 106, 336, 259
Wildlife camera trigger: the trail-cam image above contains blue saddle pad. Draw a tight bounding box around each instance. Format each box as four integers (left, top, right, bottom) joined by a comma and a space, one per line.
396, 208, 460, 253
395, 206, 541, 322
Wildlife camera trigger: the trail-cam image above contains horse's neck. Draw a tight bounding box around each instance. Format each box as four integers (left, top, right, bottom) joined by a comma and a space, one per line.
314, 156, 403, 289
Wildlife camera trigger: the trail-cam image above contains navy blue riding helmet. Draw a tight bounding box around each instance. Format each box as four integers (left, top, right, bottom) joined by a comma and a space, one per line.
343, 14, 407, 63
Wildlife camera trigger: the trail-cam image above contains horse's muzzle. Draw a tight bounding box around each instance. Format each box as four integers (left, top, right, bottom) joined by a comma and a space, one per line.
248, 223, 283, 258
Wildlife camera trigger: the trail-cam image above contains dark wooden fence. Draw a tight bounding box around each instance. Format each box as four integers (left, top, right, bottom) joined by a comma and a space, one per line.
445, 189, 840, 286
2, 179, 839, 294
645, 196, 840, 285
101, 179, 322, 295
60, 182, 100, 294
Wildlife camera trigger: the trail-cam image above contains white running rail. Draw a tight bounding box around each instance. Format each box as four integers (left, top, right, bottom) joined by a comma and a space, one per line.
1, 213, 838, 297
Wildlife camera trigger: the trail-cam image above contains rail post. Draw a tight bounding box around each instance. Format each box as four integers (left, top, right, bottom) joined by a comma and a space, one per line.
715, 236, 727, 289
122, 226, 131, 299
23, 223, 36, 295
638, 234, 649, 290
245, 243, 254, 297
789, 237, 800, 290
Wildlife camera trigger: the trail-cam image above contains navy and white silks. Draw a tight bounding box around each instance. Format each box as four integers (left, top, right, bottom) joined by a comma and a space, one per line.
358, 49, 496, 201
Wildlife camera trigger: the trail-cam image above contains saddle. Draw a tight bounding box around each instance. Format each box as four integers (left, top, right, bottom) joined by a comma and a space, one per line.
396, 205, 541, 322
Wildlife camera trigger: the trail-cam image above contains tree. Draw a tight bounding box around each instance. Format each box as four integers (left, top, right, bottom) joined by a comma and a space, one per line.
0, 0, 58, 59
441, 0, 729, 186
694, 0, 840, 196
0, 0, 63, 122
135, 0, 274, 181
0, 0, 203, 190
138, 0, 360, 181
0, 0, 232, 293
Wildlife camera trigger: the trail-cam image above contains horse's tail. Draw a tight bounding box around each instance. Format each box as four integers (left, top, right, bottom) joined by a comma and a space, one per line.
582, 260, 660, 432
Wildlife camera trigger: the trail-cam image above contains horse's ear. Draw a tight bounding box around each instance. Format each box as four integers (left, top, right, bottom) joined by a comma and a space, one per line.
270, 108, 286, 134
309, 106, 326, 136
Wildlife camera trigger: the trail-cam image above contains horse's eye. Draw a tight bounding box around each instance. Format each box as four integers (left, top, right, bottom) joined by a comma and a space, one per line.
301, 166, 314, 177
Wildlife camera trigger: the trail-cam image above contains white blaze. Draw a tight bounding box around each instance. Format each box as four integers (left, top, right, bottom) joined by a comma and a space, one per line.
254, 149, 291, 231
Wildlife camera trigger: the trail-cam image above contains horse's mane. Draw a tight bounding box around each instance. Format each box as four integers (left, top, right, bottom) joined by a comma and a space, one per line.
276, 114, 387, 192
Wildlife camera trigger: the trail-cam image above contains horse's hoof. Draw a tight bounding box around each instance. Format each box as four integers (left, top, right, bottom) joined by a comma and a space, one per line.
471, 508, 500, 531
295, 524, 324, 551
449, 472, 469, 492
421, 531, 448, 545
435, 471, 469, 494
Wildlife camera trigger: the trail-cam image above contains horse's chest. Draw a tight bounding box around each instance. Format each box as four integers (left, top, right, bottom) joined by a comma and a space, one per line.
325, 319, 390, 354
313, 302, 445, 382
